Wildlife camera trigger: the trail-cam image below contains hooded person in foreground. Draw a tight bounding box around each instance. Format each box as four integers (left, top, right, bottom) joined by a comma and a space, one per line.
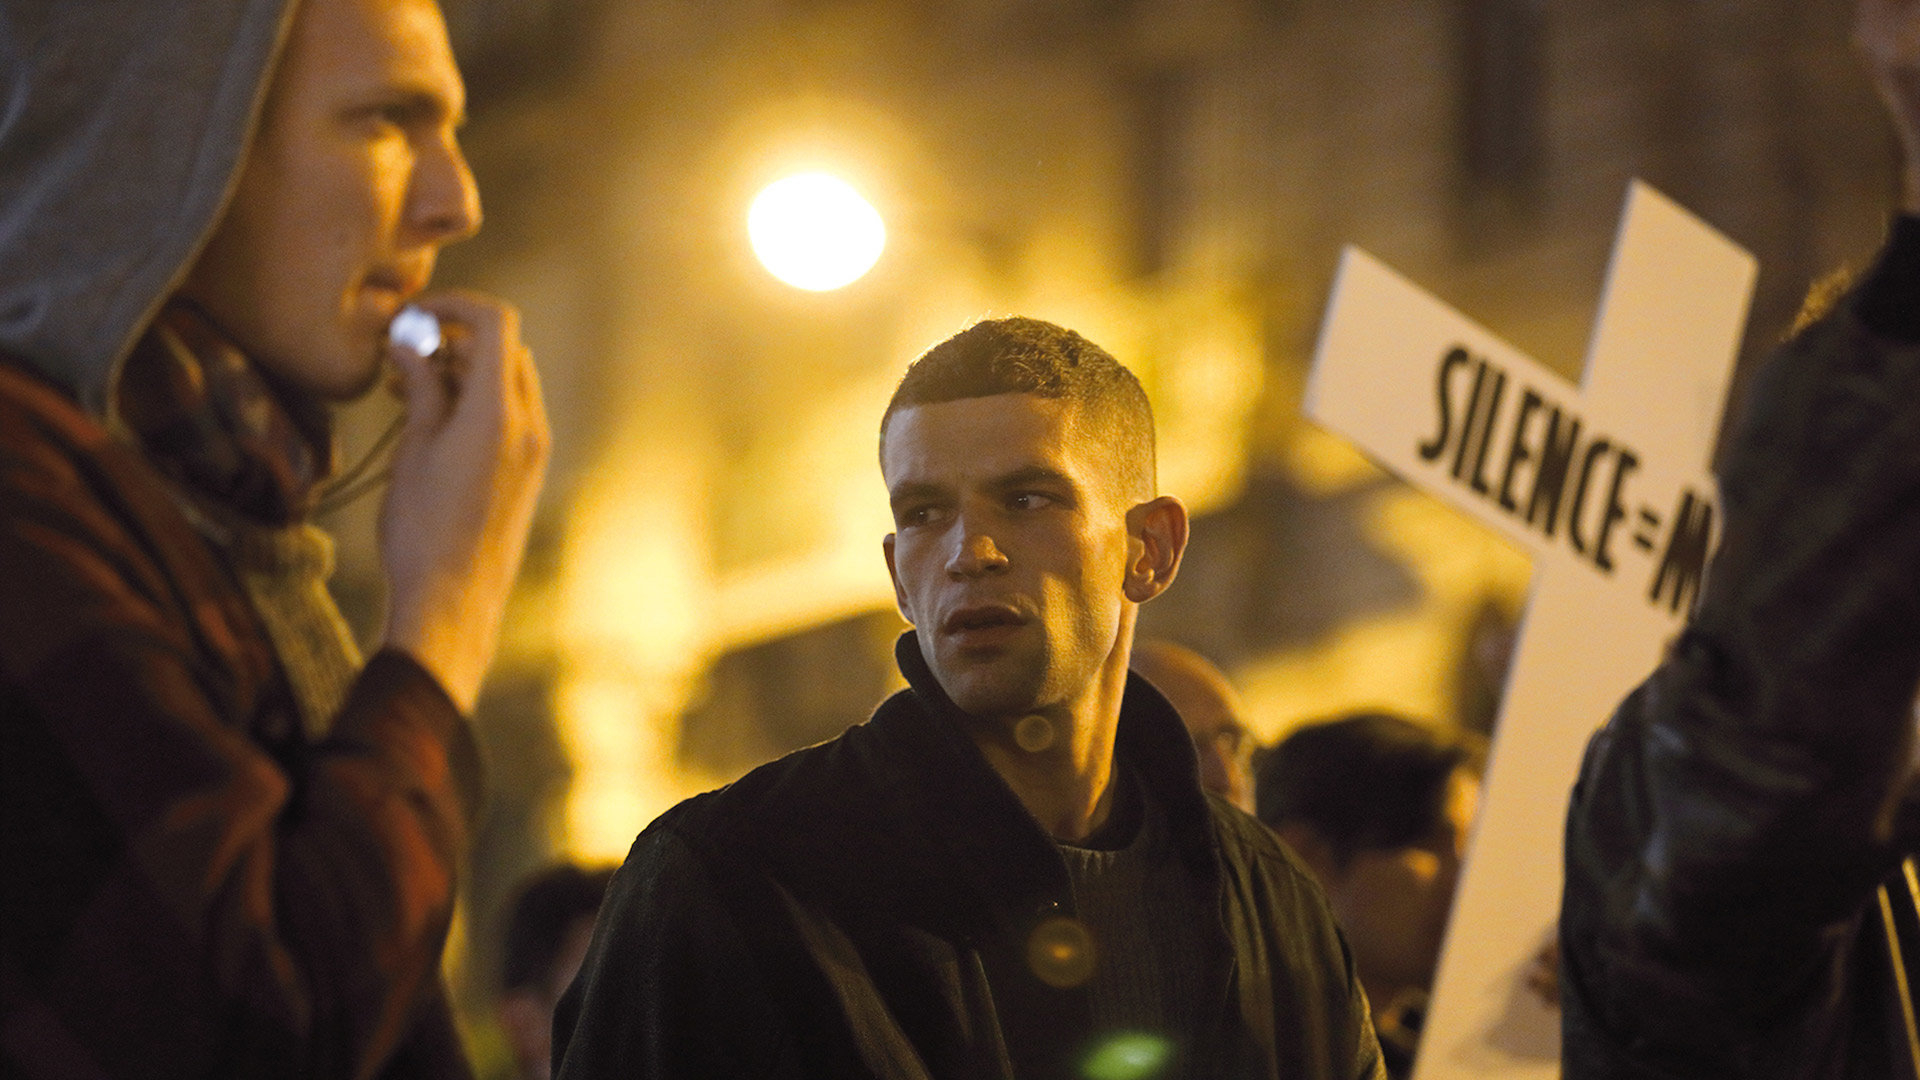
553, 316, 1383, 1080
1560, 0, 1920, 1075
0, 0, 549, 1075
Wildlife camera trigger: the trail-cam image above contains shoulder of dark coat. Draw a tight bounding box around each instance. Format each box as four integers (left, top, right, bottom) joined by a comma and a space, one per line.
635, 692, 908, 868
1202, 791, 1326, 893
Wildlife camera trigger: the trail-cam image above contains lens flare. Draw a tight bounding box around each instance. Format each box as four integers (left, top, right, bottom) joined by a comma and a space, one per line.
748, 172, 886, 291
1081, 1032, 1174, 1080
1015, 714, 1056, 753
1027, 915, 1096, 988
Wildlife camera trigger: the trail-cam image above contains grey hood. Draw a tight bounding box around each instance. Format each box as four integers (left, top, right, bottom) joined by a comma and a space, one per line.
0, 0, 298, 412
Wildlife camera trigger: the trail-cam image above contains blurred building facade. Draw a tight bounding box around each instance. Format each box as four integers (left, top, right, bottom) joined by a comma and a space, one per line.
313, 0, 1902, 1070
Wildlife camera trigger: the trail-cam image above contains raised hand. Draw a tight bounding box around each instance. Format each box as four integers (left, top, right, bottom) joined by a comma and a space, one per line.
379, 291, 549, 712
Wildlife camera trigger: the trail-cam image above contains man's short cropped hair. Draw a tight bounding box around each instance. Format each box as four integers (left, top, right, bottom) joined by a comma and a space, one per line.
1255, 712, 1486, 868
879, 316, 1156, 498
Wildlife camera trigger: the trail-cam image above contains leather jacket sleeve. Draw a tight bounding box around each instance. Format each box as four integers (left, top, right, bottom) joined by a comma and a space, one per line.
1562, 221, 1920, 1077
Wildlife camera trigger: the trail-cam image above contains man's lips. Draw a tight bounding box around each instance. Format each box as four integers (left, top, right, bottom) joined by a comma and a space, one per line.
367, 258, 432, 292
362, 267, 431, 305
941, 605, 1028, 637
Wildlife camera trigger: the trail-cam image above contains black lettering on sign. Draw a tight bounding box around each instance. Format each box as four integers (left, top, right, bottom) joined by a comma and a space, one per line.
1633, 508, 1662, 552
1567, 439, 1611, 558
1593, 450, 1639, 573
1497, 390, 1545, 514
1409, 346, 1717, 617
1467, 366, 1508, 497
1412, 344, 1690, 589
1527, 409, 1580, 539
1451, 361, 1495, 482
1417, 347, 1473, 462
1650, 488, 1715, 614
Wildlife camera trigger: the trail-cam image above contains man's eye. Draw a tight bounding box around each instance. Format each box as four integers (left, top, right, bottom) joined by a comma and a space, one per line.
1008, 492, 1054, 511
900, 506, 945, 528
353, 102, 421, 131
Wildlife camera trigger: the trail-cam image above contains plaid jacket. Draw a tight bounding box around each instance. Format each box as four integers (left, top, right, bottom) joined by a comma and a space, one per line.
0, 359, 481, 1079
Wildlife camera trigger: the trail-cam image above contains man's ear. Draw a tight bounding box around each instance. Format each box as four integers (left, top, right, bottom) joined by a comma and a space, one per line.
883, 533, 913, 623
1124, 495, 1189, 604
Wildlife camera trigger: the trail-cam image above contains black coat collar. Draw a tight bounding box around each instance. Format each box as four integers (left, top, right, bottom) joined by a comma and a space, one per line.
684, 632, 1245, 1079
879, 631, 1225, 910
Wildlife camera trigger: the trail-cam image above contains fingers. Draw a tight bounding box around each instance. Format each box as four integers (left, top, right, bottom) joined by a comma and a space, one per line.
413, 291, 510, 374
400, 291, 527, 423
374, 289, 548, 711
409, 292, 549, 472
509, 338, 551, 462
387, 339, 450, 432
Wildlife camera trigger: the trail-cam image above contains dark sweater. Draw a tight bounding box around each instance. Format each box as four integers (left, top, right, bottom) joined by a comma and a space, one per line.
1056, 769, 1212, 1057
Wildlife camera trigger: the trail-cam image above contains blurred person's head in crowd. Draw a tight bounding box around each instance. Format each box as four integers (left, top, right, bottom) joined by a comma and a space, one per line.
1256, 713, 1484, 1010
1130, 639, 1255, 813
499, 863, 615, 1080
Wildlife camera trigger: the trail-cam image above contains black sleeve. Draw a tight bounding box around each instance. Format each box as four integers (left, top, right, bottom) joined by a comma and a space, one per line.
1561, 250, 1920, 1077
552, 827, 800, 1079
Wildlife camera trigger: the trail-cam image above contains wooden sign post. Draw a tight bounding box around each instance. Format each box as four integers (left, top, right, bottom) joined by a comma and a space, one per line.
1306, 182, 1757, 1079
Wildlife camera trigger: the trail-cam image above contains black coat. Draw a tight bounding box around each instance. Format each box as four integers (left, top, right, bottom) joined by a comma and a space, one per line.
555, 633, 1383, 1080
1560, 225, 1920, 1080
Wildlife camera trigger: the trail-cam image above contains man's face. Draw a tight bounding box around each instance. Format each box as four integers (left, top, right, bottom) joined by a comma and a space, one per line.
1131, 643, 1256, 811
177, 0, 479, 399
1185, 706, 1254, 813
1322, 767, 1480, 1000
499, 914, 596, 1080
883, 394, 1139, 721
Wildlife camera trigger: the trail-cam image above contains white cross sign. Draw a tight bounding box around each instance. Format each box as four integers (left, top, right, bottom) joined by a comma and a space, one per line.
1305, 182, 1757, 1079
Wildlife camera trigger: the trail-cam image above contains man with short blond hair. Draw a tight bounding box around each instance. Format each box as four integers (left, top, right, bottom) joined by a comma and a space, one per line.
0, 0, 547, 1075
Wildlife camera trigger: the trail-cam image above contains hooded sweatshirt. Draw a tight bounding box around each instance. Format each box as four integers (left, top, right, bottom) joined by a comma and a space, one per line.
0, 4, 482, 1077
0, 0, 293, 412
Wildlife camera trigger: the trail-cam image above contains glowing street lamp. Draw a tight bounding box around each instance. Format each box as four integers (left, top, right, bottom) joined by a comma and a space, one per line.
748, 172, 886, 291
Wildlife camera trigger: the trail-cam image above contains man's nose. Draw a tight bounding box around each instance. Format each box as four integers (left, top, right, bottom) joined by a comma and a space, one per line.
946, 528, 1009, 579
412, 132, 482, 244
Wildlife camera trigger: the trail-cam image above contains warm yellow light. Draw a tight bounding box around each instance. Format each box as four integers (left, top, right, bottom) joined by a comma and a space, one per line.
748, 172, 886, 291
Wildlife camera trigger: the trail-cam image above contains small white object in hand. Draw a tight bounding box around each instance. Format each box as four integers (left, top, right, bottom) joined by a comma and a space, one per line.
388, 304, 442, 357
